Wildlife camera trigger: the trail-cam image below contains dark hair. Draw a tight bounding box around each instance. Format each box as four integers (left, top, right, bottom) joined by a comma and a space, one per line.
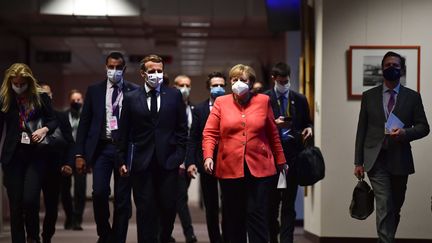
105, 52, 125, 65
381, 51, 406, 74
68, 89, 82, 99
206, 71, 226, 90
271, 62, 291, 77
140, 54, 163, 71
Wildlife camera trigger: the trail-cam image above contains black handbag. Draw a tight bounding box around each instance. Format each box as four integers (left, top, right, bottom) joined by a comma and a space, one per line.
349, 179, 375, 220
294, 145, 325, 186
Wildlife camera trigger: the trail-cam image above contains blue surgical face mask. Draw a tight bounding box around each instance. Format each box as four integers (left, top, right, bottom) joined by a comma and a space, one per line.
210, 86, 225, 99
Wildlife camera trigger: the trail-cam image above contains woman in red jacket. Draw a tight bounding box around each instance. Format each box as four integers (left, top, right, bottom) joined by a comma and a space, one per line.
202, 64, 286, 243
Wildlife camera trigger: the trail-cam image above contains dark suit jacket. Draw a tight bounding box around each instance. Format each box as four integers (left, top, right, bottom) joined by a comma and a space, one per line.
0, 93, 57, 165
55, 110, 75, 166
265, 88, 313, 165
75, 80, 138, 164
117, 85, 188, 172
185, 98, 214, 173
355, 85, 429, 175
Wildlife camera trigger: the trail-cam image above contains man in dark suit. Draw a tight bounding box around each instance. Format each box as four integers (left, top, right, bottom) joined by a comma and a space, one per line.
265, 62, 313, 243
354, 51, 429, 243
60, 89, 87, 231
75, 52, 138, 243
171, 74, 197, 243
117, 54, 188, 243
186, 71, 227, 243
39, 83, 75, 243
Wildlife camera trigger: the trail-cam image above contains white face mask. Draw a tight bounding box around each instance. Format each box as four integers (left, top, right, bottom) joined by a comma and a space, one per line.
178, 87, 191, 100
107, 69, 123, 84
146, 72, 164, 88
231, 80, 249, 96
12, 83, 28, 95
275, 80, 290, 94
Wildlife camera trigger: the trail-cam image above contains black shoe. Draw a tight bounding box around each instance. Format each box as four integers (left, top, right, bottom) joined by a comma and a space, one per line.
168, 236, 176, 243
72, 222, 83, 231
64, 218, 73, 230
186, 235, 197, 243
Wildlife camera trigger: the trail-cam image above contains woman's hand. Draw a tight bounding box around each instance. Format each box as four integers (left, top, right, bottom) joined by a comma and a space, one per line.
31, 127, 49, 143
204, 158, 214, 175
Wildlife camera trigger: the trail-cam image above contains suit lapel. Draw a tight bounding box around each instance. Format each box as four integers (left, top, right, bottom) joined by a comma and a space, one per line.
392, 86, 407, 117
375, 85, 386, 122
138, 86, 150, 114
269, 89, 280, 117
204, 98, 210, 119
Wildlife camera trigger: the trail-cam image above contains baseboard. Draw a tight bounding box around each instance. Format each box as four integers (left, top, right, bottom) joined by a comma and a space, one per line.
304, 230, 432, 243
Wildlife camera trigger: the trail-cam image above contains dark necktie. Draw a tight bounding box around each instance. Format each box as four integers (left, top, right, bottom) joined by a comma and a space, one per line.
279, 95, 287, 117
387, 89, 395, 114
112, 84, 120, 118
150, 89, 157, 118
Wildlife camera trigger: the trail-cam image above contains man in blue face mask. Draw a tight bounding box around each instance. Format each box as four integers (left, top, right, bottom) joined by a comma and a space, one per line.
265, 62, 313, 243
354, 51, 429, 243
185, 72, 227, 243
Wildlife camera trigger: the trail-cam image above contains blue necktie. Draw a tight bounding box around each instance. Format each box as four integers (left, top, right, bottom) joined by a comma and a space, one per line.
278, 94, 290, 141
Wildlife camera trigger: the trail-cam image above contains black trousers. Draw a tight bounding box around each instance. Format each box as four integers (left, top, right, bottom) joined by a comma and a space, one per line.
175, 172, 195, 239
200, 172, 224, 243
268, 168, 298, 243
219, 166, 273, 243
2, 145, 43, 243
60, 172, 87, 225
41, 156, 62, 241
91, 143, 131, 243
131, 161, 178, 243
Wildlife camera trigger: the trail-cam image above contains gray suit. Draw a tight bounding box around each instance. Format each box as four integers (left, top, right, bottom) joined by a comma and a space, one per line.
355, 84, 429, 243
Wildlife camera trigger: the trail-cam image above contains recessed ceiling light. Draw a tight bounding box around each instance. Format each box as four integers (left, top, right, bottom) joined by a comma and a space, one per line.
181, 48, 205, 54
181, 60, 203, 66
179, 40, 207, 46
181, 22, 211, 28
180, 32, 208, 38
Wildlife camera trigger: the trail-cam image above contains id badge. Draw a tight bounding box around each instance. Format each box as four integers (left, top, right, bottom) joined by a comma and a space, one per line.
21, 132, 31, 144
108, 116, 118, 131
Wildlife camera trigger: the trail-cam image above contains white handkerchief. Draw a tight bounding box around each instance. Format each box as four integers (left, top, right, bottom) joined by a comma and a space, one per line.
385, 112, 404, 134
277, 170, 287, 189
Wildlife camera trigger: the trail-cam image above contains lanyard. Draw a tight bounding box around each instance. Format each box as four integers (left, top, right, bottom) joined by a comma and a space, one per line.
277, 96, 291, 117
111, 91, 123, 114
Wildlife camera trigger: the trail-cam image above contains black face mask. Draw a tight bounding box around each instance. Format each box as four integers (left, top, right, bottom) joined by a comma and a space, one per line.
70, 102, 82, 111
383, 66, 401, 82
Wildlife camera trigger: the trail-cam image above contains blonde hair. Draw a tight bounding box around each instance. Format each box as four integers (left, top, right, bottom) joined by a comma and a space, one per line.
0, 63, 42, 112
228, 64, 256, 84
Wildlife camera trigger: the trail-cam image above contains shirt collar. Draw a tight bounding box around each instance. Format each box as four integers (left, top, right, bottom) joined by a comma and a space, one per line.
274, 86, 290, 99
107, 79, 124, 89
144, 83, 161, 95
383, 82, 401, 94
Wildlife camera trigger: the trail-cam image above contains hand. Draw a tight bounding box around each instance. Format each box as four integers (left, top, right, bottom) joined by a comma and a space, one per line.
354, 165, 365, 179
31, 127, 48, 143
277, 163, 289, 173
75, 156, 86, 174
275, 116, 291, 129
302, 127, 313, 141
389, 128, 406, 141
119, 165, 128, 177
187, 164, 198, 179
204, 158, 214, 175
179, 163, 186, 176
61, 165, 73, 176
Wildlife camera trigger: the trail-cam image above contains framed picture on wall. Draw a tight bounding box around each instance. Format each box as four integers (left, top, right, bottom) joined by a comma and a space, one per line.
348, 45, 420, 99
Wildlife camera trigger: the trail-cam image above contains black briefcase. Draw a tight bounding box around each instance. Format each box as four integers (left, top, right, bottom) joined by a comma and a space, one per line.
349, 179, 375, 220
295, 146, 325, 186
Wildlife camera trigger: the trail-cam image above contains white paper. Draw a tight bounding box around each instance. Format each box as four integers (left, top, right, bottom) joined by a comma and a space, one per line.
277, 170, 287, 189
385, 113, 404, 134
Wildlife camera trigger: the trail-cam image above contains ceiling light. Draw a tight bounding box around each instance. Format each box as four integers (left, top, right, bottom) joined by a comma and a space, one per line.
181, 48, 205, 54
180, 32, 208, 38
181, 54, 205, 60
97, 42, 122, 48
179, 40, 207, 46
181, 22, 211, 28
181, 60, 203, 66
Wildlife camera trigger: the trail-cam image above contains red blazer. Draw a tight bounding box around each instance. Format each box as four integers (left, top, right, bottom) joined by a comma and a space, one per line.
202, 93, 286, 179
